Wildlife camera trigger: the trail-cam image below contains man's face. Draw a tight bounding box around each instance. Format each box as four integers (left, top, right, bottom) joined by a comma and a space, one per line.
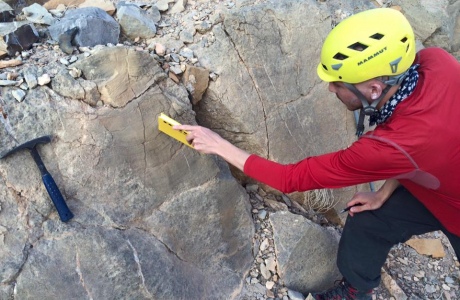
328, 82, 366, 111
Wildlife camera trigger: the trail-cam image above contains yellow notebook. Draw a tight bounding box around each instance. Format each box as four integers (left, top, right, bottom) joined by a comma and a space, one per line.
158, 113, 193, 148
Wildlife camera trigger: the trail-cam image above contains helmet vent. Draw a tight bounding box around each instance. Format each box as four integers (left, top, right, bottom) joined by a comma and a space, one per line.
322, 64, 328, 71
348, 42, 368, 51
370, 33, 384, 40
401, 37, 408, 43
333, 53, 349, 60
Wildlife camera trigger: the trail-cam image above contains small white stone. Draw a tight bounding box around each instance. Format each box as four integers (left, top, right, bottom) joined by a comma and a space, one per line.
265, 281, 275, 290
257, 210, 267, 220
59, 58, 69, 65
21, 51, 30, 59
260, 238, 269, 252
442, 284, 451, 291
37, 74, 51, 86
265, 256, 276, 273
445, 276, 455, 284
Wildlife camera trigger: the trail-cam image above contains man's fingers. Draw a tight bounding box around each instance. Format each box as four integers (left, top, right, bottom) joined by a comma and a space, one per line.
347, 199, 364, 207
350, 204, 367, 213
173, 124, 195, 131
348, 204, 366, 217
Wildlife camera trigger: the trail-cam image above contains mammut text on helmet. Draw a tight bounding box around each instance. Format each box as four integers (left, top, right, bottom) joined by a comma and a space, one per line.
357, 47, 387, 66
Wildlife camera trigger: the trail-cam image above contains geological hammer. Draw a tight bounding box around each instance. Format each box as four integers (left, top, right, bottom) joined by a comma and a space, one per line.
0, 135, 74, 222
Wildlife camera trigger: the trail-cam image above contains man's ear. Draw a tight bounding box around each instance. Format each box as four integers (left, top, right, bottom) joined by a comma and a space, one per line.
370, 80, 384, 100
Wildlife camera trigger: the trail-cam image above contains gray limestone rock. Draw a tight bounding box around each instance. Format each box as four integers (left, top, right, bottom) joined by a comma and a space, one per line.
270, 211, 341, 294
48, 7, 120, 47
51, 67, 85, 99
0, 75, 254, 299
22, 3, 55, 25
192, 0, 335, 160
23, 65, 38, 89
11, 88, 26, 101
116, 2, 157, 39
190, 0, 359, 200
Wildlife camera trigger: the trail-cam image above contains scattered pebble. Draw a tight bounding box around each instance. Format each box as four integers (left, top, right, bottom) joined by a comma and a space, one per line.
12, 89, 26, 102
37, 74, 51, 86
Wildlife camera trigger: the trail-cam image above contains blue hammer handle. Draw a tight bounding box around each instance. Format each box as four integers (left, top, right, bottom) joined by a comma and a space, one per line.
30, 147, 74, 222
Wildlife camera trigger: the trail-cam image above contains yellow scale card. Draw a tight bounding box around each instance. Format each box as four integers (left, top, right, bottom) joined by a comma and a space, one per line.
158, 113, 194, 148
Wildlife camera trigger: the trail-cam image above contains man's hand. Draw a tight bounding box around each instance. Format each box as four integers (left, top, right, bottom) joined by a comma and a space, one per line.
173, 125, 224, 155
345, 179, 400, 216
346, 191, 386, 216
173, 124, 251, 171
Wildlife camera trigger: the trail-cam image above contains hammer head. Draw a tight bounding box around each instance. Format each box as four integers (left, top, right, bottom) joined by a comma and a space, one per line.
0, 135, 52, 159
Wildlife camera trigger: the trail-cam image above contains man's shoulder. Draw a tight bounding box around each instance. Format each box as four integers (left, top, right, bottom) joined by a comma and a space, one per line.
418, 47, 448, 57
417, 47, 459, 66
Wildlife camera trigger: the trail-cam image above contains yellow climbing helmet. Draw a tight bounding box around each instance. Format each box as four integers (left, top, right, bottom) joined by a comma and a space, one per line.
317, 8, 416, 84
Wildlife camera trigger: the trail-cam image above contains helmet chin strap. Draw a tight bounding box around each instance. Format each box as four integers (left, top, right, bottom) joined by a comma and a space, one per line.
343, 83, 391, 137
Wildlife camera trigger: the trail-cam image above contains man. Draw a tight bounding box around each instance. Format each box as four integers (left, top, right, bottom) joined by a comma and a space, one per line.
174, 8, 460, 300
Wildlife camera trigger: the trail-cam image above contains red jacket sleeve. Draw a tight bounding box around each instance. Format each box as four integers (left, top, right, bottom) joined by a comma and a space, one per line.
243, 136, 416, 193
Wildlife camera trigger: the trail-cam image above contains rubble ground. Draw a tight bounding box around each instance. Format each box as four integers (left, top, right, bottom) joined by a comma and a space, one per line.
243, 185, 460, 300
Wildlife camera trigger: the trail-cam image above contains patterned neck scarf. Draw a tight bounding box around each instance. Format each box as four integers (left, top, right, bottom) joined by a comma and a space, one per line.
370, 64, 420, 126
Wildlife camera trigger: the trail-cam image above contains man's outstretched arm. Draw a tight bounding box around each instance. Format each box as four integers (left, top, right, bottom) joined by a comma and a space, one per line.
173, 124, 250, 171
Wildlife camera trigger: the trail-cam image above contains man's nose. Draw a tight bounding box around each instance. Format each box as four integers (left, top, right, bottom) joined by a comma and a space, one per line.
328, 82, 336, 93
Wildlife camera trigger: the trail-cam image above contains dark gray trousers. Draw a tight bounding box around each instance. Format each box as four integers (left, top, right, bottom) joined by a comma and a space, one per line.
337, 186, 460, 291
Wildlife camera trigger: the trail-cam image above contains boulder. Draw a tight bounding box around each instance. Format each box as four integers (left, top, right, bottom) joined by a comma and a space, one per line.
48, 7, 120, 47
0, 69, 254, 299
116, 2, 158, 39
1, 23, 38, 56
270, 211, 341, 293
191, 0, 363, 212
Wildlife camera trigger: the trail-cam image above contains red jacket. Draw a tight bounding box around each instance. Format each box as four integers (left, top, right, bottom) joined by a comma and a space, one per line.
244, 47, 460, 236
